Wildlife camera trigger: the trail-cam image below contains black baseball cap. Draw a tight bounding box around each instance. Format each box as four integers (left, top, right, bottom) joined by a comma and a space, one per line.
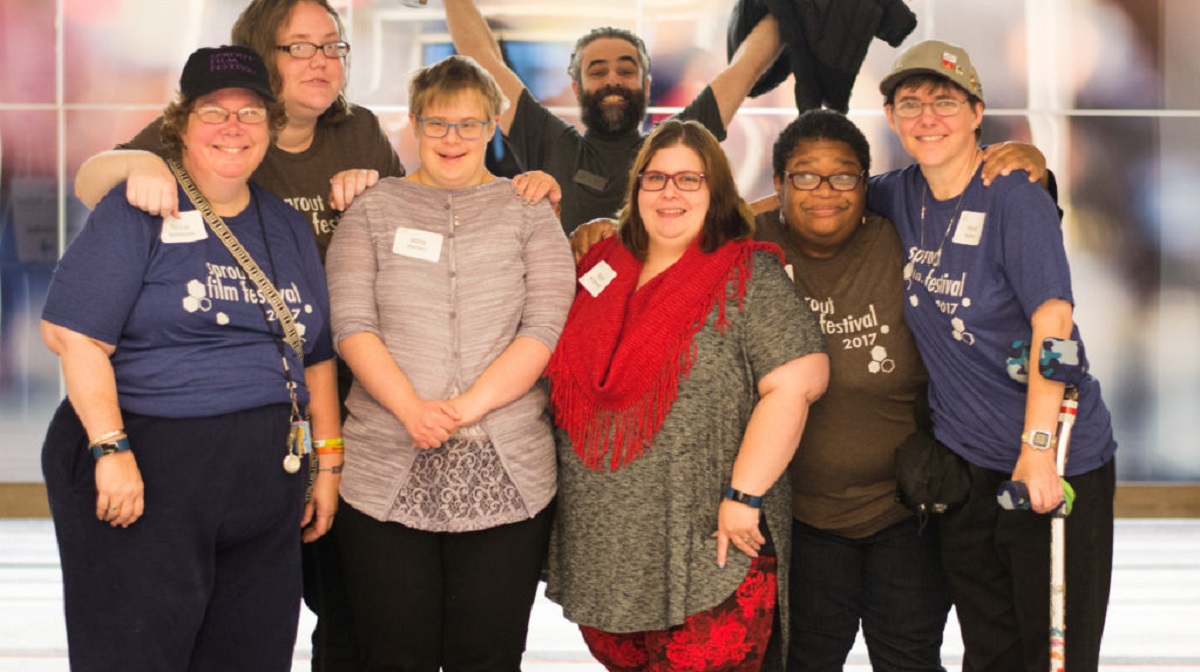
180, 45, 276, 102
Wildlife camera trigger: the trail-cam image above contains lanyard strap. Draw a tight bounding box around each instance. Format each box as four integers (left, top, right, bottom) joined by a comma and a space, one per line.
168, 159, 304, 361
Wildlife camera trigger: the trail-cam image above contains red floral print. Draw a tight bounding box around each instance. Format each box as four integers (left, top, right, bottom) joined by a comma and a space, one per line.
579, 555, 778, 671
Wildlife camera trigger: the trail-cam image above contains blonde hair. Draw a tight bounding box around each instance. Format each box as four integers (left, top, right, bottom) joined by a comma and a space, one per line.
408, 55, 509, 119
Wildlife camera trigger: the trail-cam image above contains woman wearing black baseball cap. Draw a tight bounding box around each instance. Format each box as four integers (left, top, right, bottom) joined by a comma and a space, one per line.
41, 44, 340, 671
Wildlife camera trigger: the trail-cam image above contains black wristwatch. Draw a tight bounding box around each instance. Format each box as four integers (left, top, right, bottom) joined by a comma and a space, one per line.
91, 436, 132, 461
723, 486, 763, 509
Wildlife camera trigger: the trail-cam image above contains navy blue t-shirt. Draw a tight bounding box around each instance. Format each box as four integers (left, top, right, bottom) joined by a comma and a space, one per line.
43, 182, 334, 418
868, 165, 1116, 476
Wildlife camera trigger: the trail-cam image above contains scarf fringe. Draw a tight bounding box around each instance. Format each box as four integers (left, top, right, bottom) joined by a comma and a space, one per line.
549, 240, 778, 472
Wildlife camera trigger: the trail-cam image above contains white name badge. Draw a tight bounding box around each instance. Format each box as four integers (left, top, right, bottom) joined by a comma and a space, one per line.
160, 210, 208, 243
393, 227, 444, 262
952, 211, 986, 246
579, 260, 617, 297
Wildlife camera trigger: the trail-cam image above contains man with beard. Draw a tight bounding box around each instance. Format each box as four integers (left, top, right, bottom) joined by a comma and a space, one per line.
445, 0, 782, 233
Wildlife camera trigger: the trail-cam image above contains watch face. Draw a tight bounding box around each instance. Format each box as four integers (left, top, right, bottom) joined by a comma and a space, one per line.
1026, 430, 1053, 449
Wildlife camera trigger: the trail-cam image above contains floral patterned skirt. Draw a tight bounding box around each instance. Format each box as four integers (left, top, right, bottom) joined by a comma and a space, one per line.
579, 555, 777, 672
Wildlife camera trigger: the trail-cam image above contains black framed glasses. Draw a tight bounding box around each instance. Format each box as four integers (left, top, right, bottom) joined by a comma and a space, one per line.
276, 41, 351, 59
891, 98, 967, 119
783, 171, 865, 191
193, 106, 269, 125
417, 118, 491, 141
637, 171, 706, 192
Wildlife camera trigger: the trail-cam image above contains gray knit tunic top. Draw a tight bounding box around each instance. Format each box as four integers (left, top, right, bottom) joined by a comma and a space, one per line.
545, 252, 825, 635
326, 177, 575, 523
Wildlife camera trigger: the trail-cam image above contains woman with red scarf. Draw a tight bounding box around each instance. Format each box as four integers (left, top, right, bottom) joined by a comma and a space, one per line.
545, 119, 830, 671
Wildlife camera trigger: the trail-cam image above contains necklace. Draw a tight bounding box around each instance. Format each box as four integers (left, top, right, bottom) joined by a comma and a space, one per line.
916, 150, 981, 269
917, 184, 967, 269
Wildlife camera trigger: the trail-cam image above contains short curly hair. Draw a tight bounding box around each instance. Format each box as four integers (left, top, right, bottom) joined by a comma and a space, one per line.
771, 109, 871, 179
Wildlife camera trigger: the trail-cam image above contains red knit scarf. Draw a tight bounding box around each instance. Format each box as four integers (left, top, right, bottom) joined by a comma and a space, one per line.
546, 236, 783, 472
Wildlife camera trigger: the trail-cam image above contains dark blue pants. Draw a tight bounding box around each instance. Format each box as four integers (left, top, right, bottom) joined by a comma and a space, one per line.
787, 517, 951, 672
42, 400, 307, 672
940, 458, 1115, 672
336, 500, 554, 672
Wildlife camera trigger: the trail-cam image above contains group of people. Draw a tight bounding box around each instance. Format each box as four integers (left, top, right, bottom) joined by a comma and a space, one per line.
38, 1, 1119, 671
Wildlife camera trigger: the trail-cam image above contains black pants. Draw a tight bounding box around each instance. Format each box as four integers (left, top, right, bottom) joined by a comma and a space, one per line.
304, 522, 364, 671
940, 458, 1116, 672
42, 400, 306, 672
337, 499, 554, 672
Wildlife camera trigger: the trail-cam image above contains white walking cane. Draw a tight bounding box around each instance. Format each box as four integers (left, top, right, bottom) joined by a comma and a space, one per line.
996, 386, 1078, 671
999, 337, 1088, 671
1048, 387, 1079, 672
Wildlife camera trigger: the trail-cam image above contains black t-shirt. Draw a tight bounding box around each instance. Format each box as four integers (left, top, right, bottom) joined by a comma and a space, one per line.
504, 87, 725, 233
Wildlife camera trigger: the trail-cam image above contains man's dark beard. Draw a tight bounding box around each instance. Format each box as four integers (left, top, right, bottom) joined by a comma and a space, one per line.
579, 85, 647, 138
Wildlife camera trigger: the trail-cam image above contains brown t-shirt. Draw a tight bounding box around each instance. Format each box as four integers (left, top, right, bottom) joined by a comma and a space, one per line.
756, 210, 926, 538
118, 104, 405, 257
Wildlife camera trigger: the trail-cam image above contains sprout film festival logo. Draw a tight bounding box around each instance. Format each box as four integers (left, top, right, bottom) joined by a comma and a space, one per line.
182, 262, 314, 336
802, 295, 895, 374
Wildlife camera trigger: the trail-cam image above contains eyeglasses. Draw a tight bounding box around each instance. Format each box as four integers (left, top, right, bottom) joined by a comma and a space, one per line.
276, 41, 351, 59
891, 98, 968, 119
193, 106, 269, 125
637, 171, 706, 192
783, 171, 865, 191
417, 118, 491, 141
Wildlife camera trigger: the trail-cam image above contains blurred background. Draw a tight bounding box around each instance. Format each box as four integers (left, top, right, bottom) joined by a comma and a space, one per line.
2, 0, 1198, 495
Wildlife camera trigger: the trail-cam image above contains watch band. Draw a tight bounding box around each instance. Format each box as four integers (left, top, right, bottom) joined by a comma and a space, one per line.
1021, 429, 1057, 451
723, 486, 763, 509
91, 436, 132, 461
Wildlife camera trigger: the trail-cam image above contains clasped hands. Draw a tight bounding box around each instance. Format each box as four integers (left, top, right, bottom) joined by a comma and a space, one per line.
399, 394, 486, 449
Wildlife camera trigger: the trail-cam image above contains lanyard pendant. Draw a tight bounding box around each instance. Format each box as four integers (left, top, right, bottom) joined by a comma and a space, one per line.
283, 418, 311, 474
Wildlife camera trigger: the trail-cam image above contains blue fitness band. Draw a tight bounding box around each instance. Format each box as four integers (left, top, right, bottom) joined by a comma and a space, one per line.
91, 436, 131, 461
723, 486, 763, 509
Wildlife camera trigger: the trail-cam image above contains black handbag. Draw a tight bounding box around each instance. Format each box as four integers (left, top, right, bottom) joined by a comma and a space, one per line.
894, 387, 971, 530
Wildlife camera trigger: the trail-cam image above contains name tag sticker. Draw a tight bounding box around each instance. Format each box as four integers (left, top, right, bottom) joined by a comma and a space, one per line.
393, 227, 444, 262
161, 210, 208, 243
783, 263, 795, 282
580, 260, 617, 297
952, 211, 986, 246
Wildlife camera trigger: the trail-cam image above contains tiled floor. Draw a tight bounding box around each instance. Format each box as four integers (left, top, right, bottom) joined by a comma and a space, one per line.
2, 519, 1198, 671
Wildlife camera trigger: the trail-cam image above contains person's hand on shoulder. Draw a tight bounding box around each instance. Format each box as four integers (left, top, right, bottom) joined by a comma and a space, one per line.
981, 141, 1048, 186
329, 168, 381, 211
125, 154, 178, 217
511, 170, 562, 211
569, 218, 617, 263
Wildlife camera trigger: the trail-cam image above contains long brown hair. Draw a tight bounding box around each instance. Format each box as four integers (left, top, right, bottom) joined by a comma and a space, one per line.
231, 0, 351, 124
618, 119, 754, 259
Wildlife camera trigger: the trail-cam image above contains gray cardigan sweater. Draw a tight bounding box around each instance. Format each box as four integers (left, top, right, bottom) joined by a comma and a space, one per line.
326, 177, 575, 522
